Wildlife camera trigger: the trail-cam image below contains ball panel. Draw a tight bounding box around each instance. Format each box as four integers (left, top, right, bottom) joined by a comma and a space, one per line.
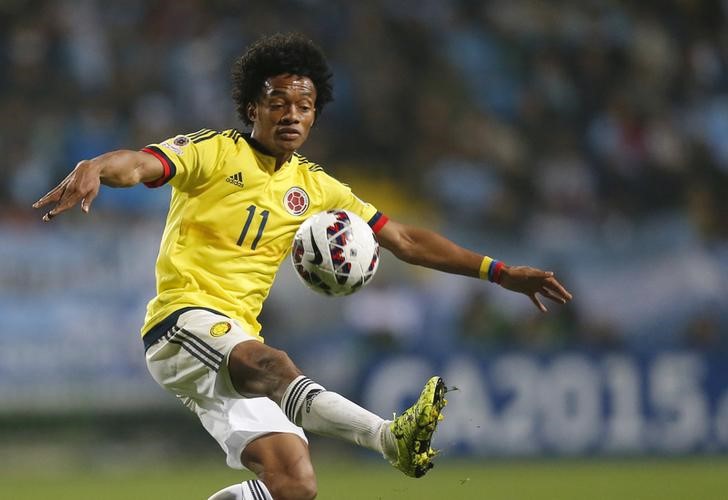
291, 209, 379, 296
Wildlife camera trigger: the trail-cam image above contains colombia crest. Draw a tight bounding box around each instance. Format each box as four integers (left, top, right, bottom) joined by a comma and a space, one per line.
284, 187, 309, 216
210, 321, 232, 337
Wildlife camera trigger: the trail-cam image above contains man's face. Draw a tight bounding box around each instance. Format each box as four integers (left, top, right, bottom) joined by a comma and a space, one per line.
248, 74, 317, 157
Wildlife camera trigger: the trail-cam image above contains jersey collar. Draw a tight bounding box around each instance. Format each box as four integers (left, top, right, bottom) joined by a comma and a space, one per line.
243, 133, 294, 173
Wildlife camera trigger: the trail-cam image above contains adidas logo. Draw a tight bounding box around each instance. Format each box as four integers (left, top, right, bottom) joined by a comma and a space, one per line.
226, 172, 244, 187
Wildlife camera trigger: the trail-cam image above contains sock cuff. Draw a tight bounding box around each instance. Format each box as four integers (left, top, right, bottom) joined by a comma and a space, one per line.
280, 375, 325, 424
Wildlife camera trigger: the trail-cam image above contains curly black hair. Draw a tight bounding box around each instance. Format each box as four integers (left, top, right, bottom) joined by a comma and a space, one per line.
232, 33, 334, 126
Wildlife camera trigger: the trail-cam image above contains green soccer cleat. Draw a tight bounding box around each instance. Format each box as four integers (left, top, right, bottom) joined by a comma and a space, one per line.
389, 376, 447, 478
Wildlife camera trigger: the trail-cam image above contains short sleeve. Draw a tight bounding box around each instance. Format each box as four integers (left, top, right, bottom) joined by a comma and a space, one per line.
141, 129, 223, 192
318, 173, 389, 233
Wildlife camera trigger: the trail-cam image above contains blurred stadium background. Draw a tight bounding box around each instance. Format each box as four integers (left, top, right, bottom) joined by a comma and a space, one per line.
2, 0, 728, 498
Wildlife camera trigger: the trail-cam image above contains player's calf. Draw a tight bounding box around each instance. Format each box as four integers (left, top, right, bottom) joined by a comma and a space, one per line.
279, 375, 394, 455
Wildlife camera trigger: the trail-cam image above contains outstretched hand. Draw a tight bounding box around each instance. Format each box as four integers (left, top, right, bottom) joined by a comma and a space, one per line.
32, 160, 101, 221
499, 265, 573, 312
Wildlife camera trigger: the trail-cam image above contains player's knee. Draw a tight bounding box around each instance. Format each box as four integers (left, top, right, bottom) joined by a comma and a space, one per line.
263, 348, 297, 374
228, 342, 301, 398
254, 347, 299, 382
266, 469, 317, 500
231, 342, 295, 374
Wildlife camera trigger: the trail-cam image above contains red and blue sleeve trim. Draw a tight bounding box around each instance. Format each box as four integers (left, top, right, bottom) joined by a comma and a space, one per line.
367, 211, 389, 234
141, 146, 177, 188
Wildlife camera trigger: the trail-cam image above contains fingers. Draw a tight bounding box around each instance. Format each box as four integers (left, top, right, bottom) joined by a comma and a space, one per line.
34, 179, 71, 221
540, 285, 567, 304
505, 266, 572, 311
38, 184, 69, 221
544, 276, 573, 302
42, 187, 81, 221
33, 184, 65, 209
530, 294, 547, 313
533, 274, 573, 312
41, 184, 69, 221
81, 189, 98, 213
33, 169, 78, 209
38, 182, 93, 222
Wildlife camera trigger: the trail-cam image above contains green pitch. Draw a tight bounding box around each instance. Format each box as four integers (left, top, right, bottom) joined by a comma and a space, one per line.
2, 457, 727, 500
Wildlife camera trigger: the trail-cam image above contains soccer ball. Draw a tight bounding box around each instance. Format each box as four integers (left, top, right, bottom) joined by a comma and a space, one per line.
291, 209, 379, 296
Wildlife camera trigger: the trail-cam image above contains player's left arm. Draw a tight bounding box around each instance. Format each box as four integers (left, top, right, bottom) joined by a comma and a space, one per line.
376, 218, 573, 312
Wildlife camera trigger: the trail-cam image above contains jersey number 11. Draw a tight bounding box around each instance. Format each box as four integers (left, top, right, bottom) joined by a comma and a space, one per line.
237, 204, 269, 250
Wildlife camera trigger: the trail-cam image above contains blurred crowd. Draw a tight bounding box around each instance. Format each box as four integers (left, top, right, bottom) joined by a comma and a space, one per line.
1, 0, 727, 352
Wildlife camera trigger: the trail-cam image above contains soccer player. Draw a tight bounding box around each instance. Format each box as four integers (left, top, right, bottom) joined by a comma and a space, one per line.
33, 34, 572, 500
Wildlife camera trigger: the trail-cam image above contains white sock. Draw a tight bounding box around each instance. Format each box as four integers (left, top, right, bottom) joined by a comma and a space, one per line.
280, 375, 326, 424
207, 480, 272, 500
280, 375, 397, 459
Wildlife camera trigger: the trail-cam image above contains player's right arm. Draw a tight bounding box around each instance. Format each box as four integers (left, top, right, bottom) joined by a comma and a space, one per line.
32, 150, 163, 221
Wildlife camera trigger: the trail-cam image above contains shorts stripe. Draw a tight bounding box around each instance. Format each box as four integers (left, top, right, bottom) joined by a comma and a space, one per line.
167, 338, 220, 371
164, 326, 224, 372
176, 327, 224, 363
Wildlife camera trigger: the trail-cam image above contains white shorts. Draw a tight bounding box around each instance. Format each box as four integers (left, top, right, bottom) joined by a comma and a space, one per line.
144, 308, 307, 470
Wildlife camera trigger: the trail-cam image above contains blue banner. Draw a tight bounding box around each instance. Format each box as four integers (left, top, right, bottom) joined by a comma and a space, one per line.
360, 352, 728, 456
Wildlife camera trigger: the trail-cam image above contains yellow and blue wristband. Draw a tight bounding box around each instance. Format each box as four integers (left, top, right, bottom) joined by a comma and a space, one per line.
479, 256, 505, 284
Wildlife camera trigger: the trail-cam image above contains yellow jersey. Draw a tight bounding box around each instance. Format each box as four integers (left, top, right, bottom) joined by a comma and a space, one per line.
140, 129, 387, 340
